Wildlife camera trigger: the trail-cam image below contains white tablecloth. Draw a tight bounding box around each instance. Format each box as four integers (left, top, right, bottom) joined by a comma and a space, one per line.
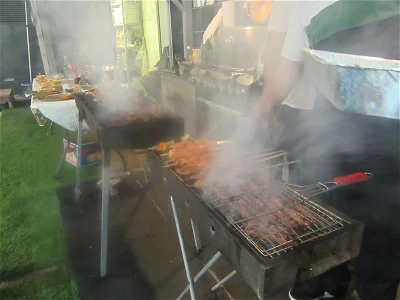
30, 79, 88, 131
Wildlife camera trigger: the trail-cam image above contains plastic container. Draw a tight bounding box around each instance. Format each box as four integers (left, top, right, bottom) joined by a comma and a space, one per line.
63, 136, 102, 166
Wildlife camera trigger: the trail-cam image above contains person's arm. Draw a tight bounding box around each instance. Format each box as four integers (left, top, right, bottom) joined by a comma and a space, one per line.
202, 8, 223, 46
256, 1, 307, 117
256, 59, 302, 116
263, 31, 287, 79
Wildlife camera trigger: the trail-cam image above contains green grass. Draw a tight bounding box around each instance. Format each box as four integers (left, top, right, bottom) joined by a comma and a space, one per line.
0, 266, 78, 300
0, 108, 98, 298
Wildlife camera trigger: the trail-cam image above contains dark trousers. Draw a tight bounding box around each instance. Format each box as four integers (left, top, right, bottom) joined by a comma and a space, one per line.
299, 99, 400, 299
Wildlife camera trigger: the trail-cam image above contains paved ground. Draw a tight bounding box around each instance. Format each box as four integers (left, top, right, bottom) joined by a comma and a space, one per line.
57, 174, 400, 300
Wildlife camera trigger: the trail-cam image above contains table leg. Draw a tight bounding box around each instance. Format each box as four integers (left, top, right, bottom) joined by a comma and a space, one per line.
100, 149, 111, 277
75, 116, 83, 200
54, 129, 69, 180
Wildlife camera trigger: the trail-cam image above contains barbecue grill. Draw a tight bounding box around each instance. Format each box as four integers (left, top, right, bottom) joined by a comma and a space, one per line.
75, 93, 184, 150
149, 147, 367, 299
74, 92, 184, 278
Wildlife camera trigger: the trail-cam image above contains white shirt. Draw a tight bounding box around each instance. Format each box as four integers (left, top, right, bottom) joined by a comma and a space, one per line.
267, 0, 294, 33
280, 1, 337, 110
202, 8, 223, 45
282, 1, 336, 62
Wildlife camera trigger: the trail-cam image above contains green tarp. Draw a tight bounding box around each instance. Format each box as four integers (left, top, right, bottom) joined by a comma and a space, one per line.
306, 0, 400, 46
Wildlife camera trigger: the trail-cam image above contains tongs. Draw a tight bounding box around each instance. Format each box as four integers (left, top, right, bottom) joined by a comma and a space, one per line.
286, 172, 373, 197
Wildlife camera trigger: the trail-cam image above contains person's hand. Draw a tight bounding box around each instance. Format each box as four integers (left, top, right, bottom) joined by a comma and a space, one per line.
252, 98, 264, 117
252, 98, 274, 128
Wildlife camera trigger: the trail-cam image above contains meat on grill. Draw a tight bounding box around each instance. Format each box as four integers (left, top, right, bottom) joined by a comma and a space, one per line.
156, 142, 170, 154
159, 140, 324, 250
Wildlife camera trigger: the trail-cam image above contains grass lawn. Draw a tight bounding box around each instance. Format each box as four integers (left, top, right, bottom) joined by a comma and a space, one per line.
0, 108, 98, 299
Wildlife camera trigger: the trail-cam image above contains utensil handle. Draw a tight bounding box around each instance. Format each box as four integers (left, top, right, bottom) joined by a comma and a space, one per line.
333, 172, 371, 186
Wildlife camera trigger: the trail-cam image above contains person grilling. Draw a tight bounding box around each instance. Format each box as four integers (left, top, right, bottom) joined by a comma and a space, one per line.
253, 0, 400, 299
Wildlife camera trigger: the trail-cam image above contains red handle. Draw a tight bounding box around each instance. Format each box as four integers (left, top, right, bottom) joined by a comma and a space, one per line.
333, 172, 371, 186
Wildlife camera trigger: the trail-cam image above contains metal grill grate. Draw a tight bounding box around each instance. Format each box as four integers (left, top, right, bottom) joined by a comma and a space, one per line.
161, 145, 347, 258
204, 181, 347, 257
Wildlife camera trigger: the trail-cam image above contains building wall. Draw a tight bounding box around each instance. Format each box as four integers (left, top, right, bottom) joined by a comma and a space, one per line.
0, 0, 43, 84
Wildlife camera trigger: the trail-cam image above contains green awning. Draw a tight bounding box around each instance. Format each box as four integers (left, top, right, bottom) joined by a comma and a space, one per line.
306, 0, 400, 46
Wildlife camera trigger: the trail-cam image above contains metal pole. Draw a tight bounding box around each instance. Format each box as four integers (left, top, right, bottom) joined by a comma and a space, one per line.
75, 116, 83, 200
100, 150, 111, 277
54, 129, 69, 179
170, 196, 196, 300
190, 219, 202, 252
121, 0, 131, 87
182, 0, 193, 60
25, 0, 32, 83
211, 270, 237, 291
166, 0, 174, 69
178, 252, 222, 300
156, 0, 163, 60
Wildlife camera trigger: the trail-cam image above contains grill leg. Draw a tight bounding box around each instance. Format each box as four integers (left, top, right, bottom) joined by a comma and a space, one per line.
190, 219, 202, 252
75, 117, 83, 200
100, 150, 111, 277
178, 252, 222, 300
170, 196, 196, 300
54, 129, 69, 180
139, 153, 149, 184
211, 270, 237, 291
345, 259, 356, 298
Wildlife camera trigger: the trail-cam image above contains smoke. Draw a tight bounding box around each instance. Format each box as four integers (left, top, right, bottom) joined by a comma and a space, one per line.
35, 0, 399, 189
197, 0, 400, 201
33, 0, 159, 113
35, 0, 116, 68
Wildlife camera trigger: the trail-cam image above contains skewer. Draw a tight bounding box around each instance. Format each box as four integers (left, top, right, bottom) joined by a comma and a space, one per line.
266, 160, 299, 169
160, 146, 221, 158
164, 163, 176, 168
245, 150, 286, 160
164, 148, 285, 168
253, 151, 288, 163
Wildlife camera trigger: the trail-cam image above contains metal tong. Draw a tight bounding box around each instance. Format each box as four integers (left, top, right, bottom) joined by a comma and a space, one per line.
287, 172, 373, 197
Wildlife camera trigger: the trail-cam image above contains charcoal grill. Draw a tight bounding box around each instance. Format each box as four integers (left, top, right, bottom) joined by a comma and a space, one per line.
149, 148, 367, 299
73, 92, 184, 278
75, 93, 184, 150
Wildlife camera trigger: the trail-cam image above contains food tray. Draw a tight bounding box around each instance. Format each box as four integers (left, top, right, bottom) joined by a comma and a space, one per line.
303, 49, 400, 120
